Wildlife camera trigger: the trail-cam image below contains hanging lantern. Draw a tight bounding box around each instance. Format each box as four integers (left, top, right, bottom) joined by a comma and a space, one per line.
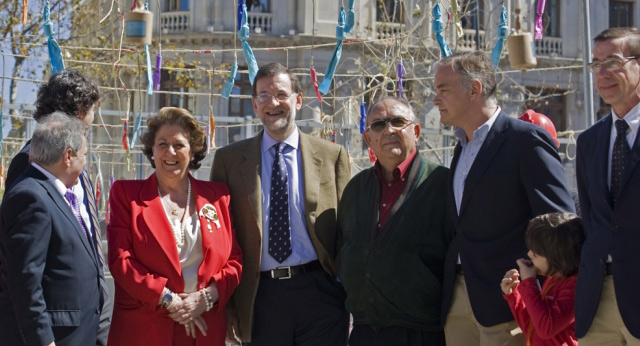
506, 9, 537, 70
125, 0, 153, 46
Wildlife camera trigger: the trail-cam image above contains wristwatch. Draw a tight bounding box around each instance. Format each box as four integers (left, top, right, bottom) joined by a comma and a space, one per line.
162, 292, 174, 309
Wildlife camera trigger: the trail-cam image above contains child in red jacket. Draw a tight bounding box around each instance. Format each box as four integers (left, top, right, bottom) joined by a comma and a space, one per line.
501, 212, 584, 346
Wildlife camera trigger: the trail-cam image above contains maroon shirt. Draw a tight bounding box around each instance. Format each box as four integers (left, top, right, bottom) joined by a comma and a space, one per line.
373, 149, 417, 229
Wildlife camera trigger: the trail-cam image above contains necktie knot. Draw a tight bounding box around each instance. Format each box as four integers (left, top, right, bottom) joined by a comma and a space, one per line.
64, 189, 77, 207
615, 119, 629, 136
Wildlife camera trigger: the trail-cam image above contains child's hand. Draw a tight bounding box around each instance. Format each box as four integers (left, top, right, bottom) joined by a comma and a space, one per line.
516, 258, 537, 280
501, 269, 520, 295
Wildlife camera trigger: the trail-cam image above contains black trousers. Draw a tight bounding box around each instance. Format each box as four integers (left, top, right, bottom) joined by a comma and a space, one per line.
244, 269, 349, 346
349, 324, 446, 346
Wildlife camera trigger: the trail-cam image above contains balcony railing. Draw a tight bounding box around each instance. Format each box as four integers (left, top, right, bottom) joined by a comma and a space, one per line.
375, 22, 406, 39
535, 36, 563, 57
458, 29, 486, 51
247, 12, 273, 34
160, 11, 191, 34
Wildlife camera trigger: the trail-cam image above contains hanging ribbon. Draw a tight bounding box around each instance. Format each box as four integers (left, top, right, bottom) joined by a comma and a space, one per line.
397, 59, 405, 98
237, 0, 245, 31
43, 0, 65, 74
130, 113, 142, 146
534, 0, 547, 39
318, 7, 346, 95
491, 5, 509, 67
221, 62, 238, 99
359, 102, 366, 134
344, 0, 355, 33
239, 4, 259, 84
209, 114, 216, 151
144, 45, 153, 95
310, 66, 323, 103
22, 0, 29, 24
152, 51, 162, 90
432, 2, 452, 58
450, 0, 463, 38
122, 120, 132, 171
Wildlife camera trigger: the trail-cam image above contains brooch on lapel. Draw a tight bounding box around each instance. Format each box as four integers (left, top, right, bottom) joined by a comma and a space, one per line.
199, 203, 221, 232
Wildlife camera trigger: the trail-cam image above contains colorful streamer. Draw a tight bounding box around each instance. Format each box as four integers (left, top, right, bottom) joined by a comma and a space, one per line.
152, 51, 162, 91
344, 0, 355, 33
534, 0, 547, 39
432, 2, 452, 58
397, 59, 405, 98
450, 0, 463, 38
22, 0, 29, 24
310, 66, 323, 103
239, 4, 259, 84
130, 113, 142, 146
144, 44, 153, 95
43, 0, 65, 74
221, 61, 238, 99
236, 0, 245, 31
491, 5, 508, 67
122, 120, 132, 171
318, 7, 346, 95
359, 102, 366, 134
209, 114, 216, 150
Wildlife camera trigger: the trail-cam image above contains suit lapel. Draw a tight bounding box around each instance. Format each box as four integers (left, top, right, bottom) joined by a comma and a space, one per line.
140, 174, 182, 275
299, 132, 320, 228
239, 135, 263, 236
458, 113, 508, 217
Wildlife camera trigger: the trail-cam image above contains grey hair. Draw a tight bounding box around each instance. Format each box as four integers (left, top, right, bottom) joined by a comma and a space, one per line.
434, 51, 498, 106
29, 112, 88, 166
368, 95, 418, 123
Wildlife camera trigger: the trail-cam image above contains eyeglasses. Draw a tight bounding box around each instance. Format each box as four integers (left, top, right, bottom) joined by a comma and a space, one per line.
587, 56, 638, 73
254, 92, 295, 104
366, 117, 413, 133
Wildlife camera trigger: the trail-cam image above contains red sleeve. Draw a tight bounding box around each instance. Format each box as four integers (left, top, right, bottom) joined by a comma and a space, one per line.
518, 276, 577, 340
504, 281, 532, 334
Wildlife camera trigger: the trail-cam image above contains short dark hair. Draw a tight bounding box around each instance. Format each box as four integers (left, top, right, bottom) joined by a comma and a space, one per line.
34, 69, 100, 121
594, 27, 640, 56
525, 212, 585, 277
140, 107, 207, 170
435, 51, 497, 104
252, 63, 302, 96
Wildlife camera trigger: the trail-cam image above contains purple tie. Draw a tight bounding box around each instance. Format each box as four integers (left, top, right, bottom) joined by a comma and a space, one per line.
64, 189, 91, 240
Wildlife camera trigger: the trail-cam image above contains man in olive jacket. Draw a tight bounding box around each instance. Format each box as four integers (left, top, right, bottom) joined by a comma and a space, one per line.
338, 97, 453, 346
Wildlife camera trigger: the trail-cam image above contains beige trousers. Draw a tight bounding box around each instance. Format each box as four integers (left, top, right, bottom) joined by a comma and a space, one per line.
444, 274, 525, 346
579, 276, 640, 346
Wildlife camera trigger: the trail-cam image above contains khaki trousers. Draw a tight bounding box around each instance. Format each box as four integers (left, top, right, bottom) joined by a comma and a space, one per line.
444, 274, 525, 346
579, 276, 640, 346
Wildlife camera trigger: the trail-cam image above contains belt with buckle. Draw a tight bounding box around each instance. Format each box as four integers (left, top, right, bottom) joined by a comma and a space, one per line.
261, 260, 322, 280
605, 262, 613, 276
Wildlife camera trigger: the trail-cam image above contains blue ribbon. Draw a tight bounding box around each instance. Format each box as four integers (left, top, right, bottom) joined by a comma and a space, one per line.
239, 4, 259, 84
237, 0, 245, 31
222, 62, 238, 99
491, 5, 508, 67
345, 0, 355, 33
144, 45, 153, 95
318, 7, 346, 95
130, 113, 143, 146
432, 3, 452, 58
43, 0, 65, 74
359, 102, 366, 134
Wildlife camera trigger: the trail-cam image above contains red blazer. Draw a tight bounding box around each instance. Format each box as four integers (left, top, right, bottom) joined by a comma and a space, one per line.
106, 173, 242, 346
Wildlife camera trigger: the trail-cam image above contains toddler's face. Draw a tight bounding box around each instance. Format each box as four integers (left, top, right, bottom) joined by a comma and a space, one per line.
527, 250, 550, 276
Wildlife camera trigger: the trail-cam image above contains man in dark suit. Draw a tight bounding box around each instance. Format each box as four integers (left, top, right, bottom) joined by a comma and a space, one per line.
575, 27, 640, 345
0, 113, 102, 346
211, 63, 350, 346
433, 51, 575, 346
3, 69, 111, 346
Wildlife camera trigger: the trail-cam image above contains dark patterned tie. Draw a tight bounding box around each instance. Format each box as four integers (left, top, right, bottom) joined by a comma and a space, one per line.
65, 189, 91, 241
611, 119, 630, 203
268, 143, 292, 263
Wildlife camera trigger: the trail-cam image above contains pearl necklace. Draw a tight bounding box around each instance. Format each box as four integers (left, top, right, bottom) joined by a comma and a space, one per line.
158, 179, 191, 248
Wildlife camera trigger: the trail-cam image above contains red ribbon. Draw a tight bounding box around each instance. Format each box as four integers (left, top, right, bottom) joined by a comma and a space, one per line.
310, 66, 323, 103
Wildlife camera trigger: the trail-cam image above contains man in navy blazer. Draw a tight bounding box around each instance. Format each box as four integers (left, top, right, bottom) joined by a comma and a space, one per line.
433, 51, 575, 346
0, 113, 101, 346
575, 27, 640, 345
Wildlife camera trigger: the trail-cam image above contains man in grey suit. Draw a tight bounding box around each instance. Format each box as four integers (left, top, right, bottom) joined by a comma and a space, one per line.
211, 63, 350, 346
0, 113, 101, 346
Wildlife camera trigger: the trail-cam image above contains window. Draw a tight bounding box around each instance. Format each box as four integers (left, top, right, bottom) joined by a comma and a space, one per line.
248, 0, 269, 13
159, 70, 192, 112
542, 0, 561, 37
460, 0, 484, 30
164, 0, 188, 12
377, 0, 405, 23
609, 1, 633, 27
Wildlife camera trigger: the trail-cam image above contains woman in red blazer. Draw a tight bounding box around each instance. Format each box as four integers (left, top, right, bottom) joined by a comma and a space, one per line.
107, 107, 242, 346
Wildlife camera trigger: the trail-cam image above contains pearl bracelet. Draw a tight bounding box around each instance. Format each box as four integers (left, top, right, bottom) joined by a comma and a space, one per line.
200, 288, 213, 311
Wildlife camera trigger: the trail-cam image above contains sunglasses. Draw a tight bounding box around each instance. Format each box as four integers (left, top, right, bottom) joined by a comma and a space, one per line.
366, 117, 413, 133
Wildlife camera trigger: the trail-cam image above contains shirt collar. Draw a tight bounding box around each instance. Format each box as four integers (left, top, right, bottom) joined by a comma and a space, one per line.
454, 106, 501, 146
611, 102, 640, 136
31, 162, 68, 197
261, 128, 300, 153
373, 148, 418, 183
